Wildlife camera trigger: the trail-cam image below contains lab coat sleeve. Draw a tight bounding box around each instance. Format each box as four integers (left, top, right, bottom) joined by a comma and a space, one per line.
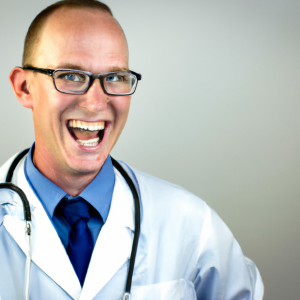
192, 208, 264, 300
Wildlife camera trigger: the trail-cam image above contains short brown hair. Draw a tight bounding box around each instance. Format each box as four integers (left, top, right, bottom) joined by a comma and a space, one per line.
22, 0, 113, 67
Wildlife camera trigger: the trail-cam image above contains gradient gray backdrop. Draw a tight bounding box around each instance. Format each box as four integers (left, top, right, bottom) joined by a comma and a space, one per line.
1, 1, 299, 299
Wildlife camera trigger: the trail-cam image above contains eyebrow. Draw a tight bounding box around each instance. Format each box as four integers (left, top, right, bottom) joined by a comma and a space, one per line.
55, 63, 129, 73
56, 63, 86, 70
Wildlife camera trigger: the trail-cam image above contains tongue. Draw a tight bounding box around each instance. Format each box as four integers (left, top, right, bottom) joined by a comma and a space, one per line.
73, 128, 99, 140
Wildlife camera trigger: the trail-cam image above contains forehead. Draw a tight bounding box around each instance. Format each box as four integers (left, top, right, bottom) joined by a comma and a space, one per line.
36, 8, 128, 71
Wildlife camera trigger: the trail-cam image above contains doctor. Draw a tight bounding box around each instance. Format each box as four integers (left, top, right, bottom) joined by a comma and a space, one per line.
0, 0, 264, 299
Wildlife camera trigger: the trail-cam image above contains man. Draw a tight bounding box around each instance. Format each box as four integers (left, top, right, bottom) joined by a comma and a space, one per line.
0, 0, 263, 299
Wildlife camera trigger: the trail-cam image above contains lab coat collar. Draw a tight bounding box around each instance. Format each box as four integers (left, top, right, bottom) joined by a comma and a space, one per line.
0, 153, 135, 300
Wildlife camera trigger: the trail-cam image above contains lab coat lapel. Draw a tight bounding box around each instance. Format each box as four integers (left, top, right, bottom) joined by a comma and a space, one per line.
2, 157, 82, 300
79, 169, 135, 300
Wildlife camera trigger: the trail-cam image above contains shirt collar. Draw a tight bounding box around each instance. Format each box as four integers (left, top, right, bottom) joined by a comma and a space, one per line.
25, 143, 115, 222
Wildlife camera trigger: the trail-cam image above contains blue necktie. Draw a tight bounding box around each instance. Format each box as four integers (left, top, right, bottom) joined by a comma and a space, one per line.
59, 197, 94, 286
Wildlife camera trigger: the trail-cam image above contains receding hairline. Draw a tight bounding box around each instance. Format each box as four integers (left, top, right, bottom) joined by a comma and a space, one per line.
40, 7, 121, 48
23, 1, 117, 67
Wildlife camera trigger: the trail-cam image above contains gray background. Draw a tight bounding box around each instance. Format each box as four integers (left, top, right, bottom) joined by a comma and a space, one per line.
1, 0, 299, 299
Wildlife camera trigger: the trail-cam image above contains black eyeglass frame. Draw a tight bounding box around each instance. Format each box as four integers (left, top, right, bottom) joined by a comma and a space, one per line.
22, 66, 142, 96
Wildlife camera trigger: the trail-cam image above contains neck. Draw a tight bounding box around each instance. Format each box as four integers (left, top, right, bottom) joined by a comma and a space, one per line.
32, 146, 99, 197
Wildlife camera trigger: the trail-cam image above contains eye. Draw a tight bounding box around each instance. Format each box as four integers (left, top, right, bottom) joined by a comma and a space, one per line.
106, 75, 124, 82
58, 72, 86, 82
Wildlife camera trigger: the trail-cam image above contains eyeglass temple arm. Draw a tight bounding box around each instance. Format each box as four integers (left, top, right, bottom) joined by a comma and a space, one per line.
21, 66, 54, 76
129, 70, 142, 81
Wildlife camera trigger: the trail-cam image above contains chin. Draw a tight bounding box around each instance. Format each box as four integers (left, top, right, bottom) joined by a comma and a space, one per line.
65, 152, 108, 175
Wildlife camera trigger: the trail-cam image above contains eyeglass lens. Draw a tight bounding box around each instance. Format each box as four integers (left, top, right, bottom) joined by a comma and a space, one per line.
53, 70, 137, 95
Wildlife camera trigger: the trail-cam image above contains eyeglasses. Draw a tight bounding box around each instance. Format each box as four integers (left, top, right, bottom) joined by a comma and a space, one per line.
22, 66, 142, 96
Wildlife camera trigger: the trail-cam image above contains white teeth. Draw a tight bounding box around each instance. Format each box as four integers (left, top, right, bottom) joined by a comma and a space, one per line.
68, 120, 105, 131
77, 137, 100, 147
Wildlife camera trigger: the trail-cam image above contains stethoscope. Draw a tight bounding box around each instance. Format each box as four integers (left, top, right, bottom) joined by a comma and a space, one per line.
0, 148, 140, 300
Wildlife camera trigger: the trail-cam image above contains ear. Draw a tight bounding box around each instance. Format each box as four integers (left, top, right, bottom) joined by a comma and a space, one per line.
9, 67, 34, 109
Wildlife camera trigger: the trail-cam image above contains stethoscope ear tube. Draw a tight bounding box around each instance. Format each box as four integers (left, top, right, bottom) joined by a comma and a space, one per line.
111, 158, 141, 300
24, 221, 32, 300
3, 148, 31, 222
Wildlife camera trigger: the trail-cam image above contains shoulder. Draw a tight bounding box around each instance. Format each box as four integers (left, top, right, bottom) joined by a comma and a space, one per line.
127, 166, 235, 242
130, 167, 210, 223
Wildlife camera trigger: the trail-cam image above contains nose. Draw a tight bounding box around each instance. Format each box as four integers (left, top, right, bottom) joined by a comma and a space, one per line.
78, 79, 109, 112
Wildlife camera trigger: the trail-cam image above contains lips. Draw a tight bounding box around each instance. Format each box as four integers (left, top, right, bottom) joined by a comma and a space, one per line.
67, 120, 106, 147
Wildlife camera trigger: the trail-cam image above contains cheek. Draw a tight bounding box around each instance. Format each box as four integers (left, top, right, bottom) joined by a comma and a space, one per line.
33, 85, 77, 118
113, 96, 131, 121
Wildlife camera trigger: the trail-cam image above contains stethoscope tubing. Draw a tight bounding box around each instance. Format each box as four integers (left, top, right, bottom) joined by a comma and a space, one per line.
0, 149, 140, 300
111, 158, 141, 298
0, 183, 31, 221
5, 149, 30, 184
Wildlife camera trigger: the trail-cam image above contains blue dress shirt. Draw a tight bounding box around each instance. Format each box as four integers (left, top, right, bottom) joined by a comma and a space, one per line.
24, 144, 115, 248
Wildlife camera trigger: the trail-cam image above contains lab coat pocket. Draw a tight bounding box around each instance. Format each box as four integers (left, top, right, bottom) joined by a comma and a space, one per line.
130, 279, 197, 300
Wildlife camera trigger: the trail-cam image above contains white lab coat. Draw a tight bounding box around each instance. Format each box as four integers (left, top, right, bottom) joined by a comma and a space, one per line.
0, 152, 264, 300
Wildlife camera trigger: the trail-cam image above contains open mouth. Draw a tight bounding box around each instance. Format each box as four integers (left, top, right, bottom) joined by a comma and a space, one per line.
67, 120, 106, 147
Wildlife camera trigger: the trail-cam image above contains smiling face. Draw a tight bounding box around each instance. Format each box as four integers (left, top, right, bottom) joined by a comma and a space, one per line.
25, 8, 130, 180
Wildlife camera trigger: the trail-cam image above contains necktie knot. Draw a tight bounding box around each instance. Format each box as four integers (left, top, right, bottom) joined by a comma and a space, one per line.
60, 197, 91, 227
